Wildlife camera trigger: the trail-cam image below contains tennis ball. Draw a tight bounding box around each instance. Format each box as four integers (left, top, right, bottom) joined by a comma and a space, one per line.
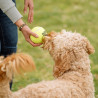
30, 27, 47, 44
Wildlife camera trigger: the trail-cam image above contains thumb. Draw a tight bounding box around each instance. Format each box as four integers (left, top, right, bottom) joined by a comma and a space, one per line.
30, 31, 39, 38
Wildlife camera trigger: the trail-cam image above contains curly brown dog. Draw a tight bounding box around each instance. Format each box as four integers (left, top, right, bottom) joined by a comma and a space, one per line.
0, 30, 95, 98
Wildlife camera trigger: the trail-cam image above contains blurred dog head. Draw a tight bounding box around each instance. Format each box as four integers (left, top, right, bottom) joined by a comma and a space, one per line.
43, 30, 95, 78
0, 53, 35, 81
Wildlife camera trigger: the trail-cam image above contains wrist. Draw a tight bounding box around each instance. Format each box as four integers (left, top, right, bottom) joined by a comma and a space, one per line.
15, 18, 25, 27
19, 23, 27, 31
15, 18, 27, 31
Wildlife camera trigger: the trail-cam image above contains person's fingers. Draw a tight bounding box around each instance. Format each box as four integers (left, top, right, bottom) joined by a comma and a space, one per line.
28, 39, 42, 47
30, 11, 33, 23
28, 6, 33, 23
30, 31, 39, 38
24, 1, 28, 13
28, 10, 31, 23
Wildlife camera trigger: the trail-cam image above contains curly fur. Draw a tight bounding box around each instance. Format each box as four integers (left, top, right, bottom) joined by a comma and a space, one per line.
0, 30, 95, 98
0, 53, 35, 98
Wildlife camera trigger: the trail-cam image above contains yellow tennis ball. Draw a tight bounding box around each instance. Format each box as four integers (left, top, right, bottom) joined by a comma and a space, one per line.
30, 27, 47, 44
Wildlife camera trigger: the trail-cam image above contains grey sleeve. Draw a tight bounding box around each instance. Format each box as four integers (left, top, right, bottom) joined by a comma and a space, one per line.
0, 0, 22, 23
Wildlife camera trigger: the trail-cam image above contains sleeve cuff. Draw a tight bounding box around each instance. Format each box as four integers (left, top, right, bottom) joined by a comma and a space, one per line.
5, 6, 23, 23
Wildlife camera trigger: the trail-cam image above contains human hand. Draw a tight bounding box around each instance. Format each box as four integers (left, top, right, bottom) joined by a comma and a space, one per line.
24, 0, 34, 23
21, 25, 42, 47
15, 19, 41, 47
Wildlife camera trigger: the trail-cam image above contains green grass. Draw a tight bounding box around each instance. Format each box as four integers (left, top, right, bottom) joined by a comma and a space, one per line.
13, 0, 98, 97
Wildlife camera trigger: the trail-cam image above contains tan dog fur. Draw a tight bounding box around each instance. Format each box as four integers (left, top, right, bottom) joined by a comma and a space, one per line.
0, 30, 95, 98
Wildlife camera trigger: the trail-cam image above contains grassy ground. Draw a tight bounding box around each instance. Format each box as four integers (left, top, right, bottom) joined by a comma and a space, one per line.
13, 0, 98, 97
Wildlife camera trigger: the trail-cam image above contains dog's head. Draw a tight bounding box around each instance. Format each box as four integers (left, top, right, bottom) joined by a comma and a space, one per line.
43, 30, 95, 78
0, 53, 35, 81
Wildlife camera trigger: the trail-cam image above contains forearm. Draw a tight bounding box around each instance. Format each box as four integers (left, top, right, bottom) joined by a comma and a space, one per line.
0, 0, 22, 23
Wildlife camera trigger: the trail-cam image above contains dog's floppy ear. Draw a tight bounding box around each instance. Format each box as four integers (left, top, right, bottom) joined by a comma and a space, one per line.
0, 59, 13, 80
84, 38, 95, 55
53, 50, 74, 78
1, 61, 14, 79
